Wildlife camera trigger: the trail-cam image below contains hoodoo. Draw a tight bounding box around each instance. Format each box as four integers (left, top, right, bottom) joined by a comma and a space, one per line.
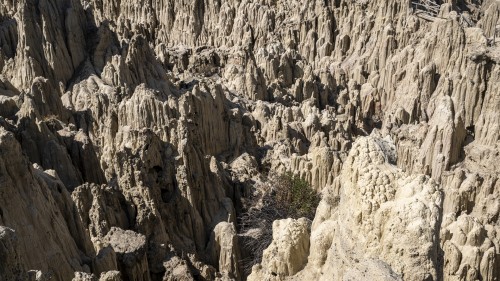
0, 0, 499, 280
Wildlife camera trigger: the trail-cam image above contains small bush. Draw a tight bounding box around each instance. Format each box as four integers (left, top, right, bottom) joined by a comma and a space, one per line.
273, 173, 320, 220
238, 173, 320, 274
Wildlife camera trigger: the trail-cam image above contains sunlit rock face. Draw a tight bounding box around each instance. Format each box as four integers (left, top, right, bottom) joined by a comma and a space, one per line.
0, 0, 499, 280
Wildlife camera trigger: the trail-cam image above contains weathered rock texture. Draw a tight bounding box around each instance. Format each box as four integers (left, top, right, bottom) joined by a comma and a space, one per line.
0, 0, 499, 280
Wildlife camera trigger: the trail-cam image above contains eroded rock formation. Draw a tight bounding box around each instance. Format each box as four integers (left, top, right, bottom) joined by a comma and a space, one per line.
0, 0, 499, 280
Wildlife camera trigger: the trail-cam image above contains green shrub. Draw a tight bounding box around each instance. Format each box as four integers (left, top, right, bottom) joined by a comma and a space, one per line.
273, 173, 320, 220
238, 173, 320, 274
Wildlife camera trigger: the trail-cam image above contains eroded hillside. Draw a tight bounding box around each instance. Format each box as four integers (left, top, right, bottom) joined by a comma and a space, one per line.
0, 0, 499, 280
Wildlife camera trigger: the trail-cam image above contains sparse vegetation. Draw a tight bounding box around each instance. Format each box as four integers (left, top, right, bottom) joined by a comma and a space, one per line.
238, 173, 320, 274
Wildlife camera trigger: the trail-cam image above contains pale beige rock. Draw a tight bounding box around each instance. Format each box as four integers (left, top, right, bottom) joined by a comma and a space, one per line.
263, 136, 444, 281
162, 256, 195, 281
248, 218, 310, 280
103, 227, 150, 281
0, 128, 91, 280
0, 0, 499, 280
98, 271, 121, 281
72, 272, 97, 281
207, 222, 242, 281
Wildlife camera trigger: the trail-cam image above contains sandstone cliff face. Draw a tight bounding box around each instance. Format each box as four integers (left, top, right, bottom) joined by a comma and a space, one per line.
0, 0, 499, 280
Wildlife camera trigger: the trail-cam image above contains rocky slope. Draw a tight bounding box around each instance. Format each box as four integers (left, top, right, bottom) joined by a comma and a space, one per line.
0, 0, 499, 280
